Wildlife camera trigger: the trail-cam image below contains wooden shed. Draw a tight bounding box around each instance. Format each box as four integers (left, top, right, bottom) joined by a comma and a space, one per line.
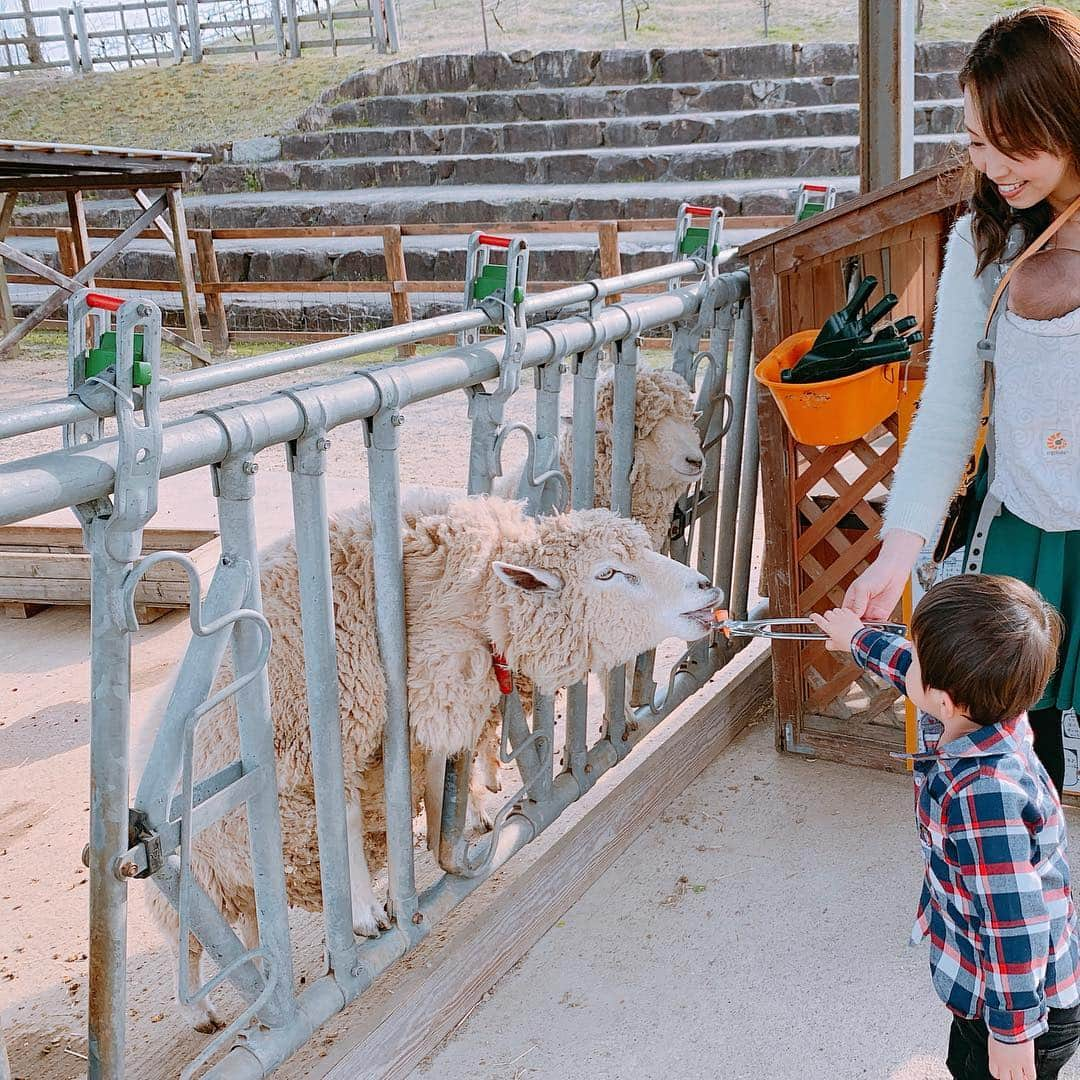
740, 161, 968, 773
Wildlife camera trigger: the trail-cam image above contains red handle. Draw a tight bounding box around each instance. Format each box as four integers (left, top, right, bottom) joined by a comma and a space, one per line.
801, 183, 829, 192
684, 205, 715, 217
86, 292, 124, 311
476, 233, 512, 248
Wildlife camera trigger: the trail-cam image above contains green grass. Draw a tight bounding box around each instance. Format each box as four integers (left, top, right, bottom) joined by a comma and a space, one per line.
0, 53, 363, 150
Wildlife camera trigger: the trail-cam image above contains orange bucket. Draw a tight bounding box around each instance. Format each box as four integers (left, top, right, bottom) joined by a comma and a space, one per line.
754, 329, 901, 446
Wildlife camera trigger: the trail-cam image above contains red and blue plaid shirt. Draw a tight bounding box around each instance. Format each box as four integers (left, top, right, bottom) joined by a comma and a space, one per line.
851, 627, 1080, 1043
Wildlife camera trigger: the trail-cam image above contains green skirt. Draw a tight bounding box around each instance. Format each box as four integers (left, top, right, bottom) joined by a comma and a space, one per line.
964, 456, 1080, 712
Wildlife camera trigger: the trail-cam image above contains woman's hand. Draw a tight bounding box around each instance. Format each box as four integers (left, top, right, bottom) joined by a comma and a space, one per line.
843, 530, 925, 619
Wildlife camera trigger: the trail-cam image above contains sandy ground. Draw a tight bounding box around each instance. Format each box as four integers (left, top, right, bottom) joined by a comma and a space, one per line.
0, 338, 748, 1078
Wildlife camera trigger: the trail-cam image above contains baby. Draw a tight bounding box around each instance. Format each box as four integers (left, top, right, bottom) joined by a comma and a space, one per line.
1007, 246, 1080, 320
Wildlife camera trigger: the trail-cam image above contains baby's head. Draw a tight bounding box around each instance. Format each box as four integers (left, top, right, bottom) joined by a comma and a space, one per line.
1007, 248, 1080, 321
907, 574, 1062, 727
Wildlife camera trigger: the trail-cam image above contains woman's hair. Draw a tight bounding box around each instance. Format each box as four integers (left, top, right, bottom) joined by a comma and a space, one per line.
958, 6, 1080, 274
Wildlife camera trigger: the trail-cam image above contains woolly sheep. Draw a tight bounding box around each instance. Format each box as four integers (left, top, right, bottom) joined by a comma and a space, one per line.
143, 488, 721, 1032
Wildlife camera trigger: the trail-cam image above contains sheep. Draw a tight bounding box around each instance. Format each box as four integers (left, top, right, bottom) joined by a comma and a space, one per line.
477, 368, 705, 794
142, 488, 721, 1032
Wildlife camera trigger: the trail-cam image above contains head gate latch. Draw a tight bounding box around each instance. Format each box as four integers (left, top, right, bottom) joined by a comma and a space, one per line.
670, 203, 727, 289
460, 231, 530, 404
65, 291, 163, 564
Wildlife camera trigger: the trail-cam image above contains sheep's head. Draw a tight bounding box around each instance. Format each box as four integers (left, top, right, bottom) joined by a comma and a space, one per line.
585, 368, 704, 493
486, 508, 722, 693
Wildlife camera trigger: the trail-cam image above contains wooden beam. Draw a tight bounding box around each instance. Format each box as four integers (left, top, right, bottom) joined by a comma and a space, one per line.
321, 648, 772, 1080
65, 189, 94, 288
134, 188, 174, 246
193, 229, 228, 354
0, 191, 16, 333
598, 220, 622, 303
164, 185, 205, 365
381, 224, 414, 358
0, 172, 187, 192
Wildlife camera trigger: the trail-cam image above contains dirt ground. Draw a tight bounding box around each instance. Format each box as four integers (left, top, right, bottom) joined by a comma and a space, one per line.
0, 334, 742, 1078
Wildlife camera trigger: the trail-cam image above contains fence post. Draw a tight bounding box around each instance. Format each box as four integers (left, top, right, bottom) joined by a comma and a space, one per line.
269, 0, 284, 57
382, 225, 414, 358
60, 7, 79, 74
371, 0, 387, 53
185, 0, 201, 62
55, 227, 78, 279
284, 0, 299, 57
384, 0, 400, 52
193, 229, 229, 354
0, 194, 17, 337
166, 0, 182, 60
72, 0, 92, 72
598, 221, 622, 303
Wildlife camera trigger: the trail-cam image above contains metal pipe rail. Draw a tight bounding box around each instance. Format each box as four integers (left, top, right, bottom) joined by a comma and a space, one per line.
0, 258, 710, 442
0, 255, 758, 1080
0, 274, 752, 525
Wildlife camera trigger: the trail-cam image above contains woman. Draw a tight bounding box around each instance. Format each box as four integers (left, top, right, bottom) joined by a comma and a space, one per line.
844, 6, 1080, 794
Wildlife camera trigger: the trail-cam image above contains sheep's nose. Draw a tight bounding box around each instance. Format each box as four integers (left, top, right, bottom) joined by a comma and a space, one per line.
686, 454, 704, 471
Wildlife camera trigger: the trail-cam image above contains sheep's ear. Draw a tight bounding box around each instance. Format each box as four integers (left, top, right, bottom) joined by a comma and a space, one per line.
492, 561, 564, 594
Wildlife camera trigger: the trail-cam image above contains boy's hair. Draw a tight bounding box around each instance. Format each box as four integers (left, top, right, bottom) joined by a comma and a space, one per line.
1008, 249, 1080, 321
911, 574, 1062, 727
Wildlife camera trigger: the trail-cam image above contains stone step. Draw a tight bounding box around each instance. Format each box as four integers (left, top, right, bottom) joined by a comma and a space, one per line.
318, 42, 969, 102
308, 71, 960, 131
4, 226, 771, 289
276, 100, 963, 161
15, 177, 863, 230
198, 133, 959, 195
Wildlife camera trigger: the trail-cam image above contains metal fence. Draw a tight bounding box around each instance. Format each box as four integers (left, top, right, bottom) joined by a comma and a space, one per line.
0, 239, 760, 1078
0, 0, 398, 75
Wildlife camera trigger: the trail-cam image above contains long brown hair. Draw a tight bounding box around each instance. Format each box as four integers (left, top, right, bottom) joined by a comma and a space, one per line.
959, 6, 1080, 274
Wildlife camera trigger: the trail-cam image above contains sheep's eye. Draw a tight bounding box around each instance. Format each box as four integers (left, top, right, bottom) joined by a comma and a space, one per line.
595, 567, 618, 581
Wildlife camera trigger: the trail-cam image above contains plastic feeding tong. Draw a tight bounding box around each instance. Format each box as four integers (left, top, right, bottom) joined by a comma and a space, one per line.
711, 610, 907, 640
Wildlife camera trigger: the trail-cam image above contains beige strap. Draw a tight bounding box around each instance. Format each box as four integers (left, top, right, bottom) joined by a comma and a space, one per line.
983, 190, 1080, 337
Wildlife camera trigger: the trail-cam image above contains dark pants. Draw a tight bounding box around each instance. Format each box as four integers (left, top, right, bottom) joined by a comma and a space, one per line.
946, 1004, 1080, 1079
1031, 706, 1065, 797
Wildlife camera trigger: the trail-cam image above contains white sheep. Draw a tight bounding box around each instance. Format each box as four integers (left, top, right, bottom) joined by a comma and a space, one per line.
477, 368, 705, 794
143, 488, 721, 1032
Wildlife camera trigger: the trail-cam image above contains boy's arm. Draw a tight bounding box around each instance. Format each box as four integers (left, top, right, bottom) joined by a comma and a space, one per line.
945, 774, 1051, 1044
849, 628, 911, 694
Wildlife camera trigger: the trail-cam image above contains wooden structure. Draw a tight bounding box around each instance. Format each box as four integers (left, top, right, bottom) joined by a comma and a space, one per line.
0, 524, 219, 623
0, 139, 210, 365
2, 214, 790, 356
741, 162, 966, 772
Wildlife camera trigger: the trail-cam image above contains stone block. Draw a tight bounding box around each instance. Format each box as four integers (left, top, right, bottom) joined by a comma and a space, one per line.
230, 136, 281, 164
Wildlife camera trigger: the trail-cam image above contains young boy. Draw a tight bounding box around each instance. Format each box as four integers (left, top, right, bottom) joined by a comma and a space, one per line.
813, 575, 1080, 1080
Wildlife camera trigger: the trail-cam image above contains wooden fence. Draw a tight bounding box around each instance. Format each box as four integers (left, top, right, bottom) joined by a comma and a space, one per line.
2, 215, 791, 361
0, 0, 395, 76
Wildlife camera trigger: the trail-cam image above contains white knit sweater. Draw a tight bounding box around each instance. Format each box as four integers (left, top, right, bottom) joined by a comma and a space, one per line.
882, 213, 989, 542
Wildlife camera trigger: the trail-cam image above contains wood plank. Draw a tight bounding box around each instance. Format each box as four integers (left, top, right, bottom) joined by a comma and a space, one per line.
0, 191, 17, 332
134, 187, 175, 246
54, 228, 77, 280
598, 220, 622, 303
793, 727, 908, 774
738, 161, 961, 260
193, 229, 229, 355
0, 172, 186, 193
2, 600, 46, 618
322, 648, 772, 1080
165, 185, 205, 364
66, 190, 95, 288
0, 524, 217, 549
381, 224, 413, 358
0, 138, 206, 162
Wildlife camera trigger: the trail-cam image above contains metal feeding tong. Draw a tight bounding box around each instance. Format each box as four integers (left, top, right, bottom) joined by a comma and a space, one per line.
712, 610, 907, 640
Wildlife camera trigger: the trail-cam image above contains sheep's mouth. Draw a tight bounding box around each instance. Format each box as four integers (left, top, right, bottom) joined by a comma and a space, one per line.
673, 465, 705, 479
680, 605, 719, 630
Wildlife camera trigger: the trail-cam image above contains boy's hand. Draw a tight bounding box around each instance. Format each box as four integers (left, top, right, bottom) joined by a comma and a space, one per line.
988, 1034, 1035, 1080
810, 607, 866, 652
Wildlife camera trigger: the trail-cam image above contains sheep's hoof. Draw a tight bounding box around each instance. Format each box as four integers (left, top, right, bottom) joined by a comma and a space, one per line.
351, 898, 392, 939
193, 1011, 225, 1035
466, 799, 495, 834
485, 777, 502, 794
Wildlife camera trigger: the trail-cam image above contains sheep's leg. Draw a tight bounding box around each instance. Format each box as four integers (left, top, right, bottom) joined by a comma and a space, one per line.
346, 800, 391, 938
424, 751, 446, 856
475, 712, 502, 794
187, 933, 225, 1034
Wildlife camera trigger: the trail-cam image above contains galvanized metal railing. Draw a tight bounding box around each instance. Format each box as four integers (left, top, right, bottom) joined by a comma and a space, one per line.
0, 229, 760, 1079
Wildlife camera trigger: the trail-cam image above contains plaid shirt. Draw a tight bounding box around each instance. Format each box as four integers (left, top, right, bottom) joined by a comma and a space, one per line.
851, 628, 1080, 1043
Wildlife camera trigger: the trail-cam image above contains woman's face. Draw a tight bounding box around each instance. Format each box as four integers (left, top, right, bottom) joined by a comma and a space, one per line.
963, 87, 1080, 210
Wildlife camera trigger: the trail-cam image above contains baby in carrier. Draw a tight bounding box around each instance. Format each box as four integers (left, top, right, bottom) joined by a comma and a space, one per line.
1006, 246, 1080, 320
